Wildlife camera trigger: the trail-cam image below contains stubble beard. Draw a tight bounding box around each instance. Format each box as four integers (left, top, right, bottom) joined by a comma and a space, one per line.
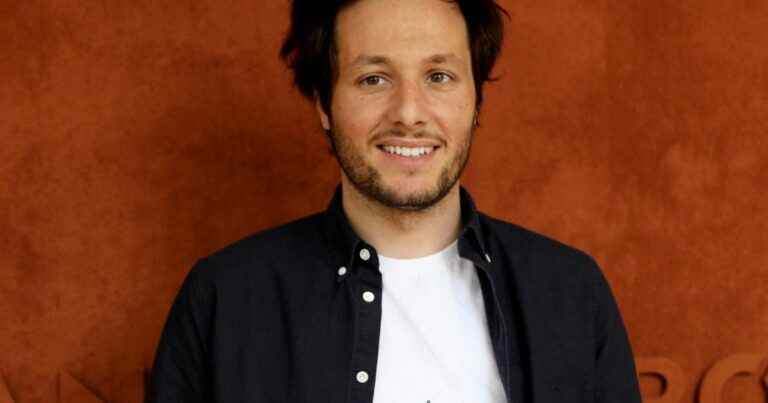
328, 126, 473, 212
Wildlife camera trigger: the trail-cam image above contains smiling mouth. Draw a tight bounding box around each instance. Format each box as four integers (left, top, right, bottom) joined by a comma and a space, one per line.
377, 145, 440, 158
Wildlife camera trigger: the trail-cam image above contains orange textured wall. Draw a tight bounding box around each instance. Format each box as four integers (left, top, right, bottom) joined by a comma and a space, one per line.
1, 1, 766, 402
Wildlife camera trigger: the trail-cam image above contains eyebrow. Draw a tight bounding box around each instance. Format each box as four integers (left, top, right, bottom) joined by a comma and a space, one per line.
427, 53, 461, 64
351, 55, 391, 68
349, 53, 462, 69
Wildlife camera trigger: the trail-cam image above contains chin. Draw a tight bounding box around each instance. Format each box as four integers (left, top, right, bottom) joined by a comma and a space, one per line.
385, 177, 437, 195
374, 180, 449, 210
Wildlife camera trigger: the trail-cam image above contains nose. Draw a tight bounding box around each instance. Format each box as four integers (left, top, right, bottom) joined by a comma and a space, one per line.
387, 80, 428, 129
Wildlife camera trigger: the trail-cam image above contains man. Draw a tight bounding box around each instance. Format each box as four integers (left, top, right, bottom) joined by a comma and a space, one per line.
149, 0, 641, 402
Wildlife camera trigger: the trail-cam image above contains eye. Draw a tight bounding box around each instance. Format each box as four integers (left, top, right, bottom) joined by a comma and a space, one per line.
359, 75, 387, 87
428, 72, 453, 84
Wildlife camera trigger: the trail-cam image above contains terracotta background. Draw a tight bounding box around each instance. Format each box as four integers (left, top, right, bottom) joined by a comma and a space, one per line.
1, 0, 766, 402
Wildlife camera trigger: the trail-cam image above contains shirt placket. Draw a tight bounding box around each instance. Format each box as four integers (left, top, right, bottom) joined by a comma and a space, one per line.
347, 244, 383, 403
477, 265, 512, 403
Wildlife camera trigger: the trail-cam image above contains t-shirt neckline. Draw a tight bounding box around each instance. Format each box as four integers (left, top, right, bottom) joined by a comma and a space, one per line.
378, 239, 459, 273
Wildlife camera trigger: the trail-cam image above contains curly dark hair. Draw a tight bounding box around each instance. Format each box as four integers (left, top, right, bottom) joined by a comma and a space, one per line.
280, 0, 509, 117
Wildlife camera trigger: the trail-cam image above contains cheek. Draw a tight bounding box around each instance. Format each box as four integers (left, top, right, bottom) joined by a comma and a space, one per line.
433, 98, 475, 135
332, 93, 385, 138
428, 83, 475, 123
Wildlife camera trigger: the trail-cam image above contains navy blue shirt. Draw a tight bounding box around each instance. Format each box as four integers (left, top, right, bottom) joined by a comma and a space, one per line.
149, 186, 641, 403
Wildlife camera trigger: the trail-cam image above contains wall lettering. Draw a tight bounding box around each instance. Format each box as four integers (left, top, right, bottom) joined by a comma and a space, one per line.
698, 354, 766, 403
637, 356, 686, 403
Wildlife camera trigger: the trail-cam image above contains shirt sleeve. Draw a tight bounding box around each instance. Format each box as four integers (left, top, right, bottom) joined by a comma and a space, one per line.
588, 257, 642, 403
148, 259, 214, 403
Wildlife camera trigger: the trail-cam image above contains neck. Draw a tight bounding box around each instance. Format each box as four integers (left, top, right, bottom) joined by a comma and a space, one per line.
340, 175, 463, 259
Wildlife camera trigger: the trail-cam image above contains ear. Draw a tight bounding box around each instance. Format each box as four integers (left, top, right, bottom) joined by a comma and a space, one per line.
314, 97, 331, 131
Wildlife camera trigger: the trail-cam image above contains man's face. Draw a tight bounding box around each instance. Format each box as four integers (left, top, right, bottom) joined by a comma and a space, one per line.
318, 0, 477, 211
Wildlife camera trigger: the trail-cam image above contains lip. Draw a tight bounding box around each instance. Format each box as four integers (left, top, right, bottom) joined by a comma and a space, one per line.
374, 138, 442, 148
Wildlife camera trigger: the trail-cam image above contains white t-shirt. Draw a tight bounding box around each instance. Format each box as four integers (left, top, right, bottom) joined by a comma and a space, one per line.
372, 240, 507, 403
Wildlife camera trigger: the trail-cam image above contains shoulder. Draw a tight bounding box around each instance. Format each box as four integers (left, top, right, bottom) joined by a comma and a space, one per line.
479, 213, 618, 321
192, 211, 326, 284
209, 212, 323, 262
479, 212, 602, 282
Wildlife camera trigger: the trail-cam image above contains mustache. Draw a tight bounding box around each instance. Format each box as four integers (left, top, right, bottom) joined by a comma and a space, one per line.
371, 128, 444, 143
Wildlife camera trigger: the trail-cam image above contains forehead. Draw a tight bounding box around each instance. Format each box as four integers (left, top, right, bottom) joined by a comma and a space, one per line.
334, 0, 470, 65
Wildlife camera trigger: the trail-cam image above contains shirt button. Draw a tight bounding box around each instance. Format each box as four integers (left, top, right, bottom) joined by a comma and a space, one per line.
359, 248, 371, 261
337, 266, 347, 276
485, 253, 492, 263
362, 291, 375, 303
356, 370, 369, 384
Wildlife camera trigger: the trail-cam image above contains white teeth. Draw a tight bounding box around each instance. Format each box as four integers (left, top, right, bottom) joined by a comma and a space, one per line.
382, 145, 435, 158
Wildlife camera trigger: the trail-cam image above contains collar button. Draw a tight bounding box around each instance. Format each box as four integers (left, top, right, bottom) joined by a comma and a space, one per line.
359, 248, 371, 261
